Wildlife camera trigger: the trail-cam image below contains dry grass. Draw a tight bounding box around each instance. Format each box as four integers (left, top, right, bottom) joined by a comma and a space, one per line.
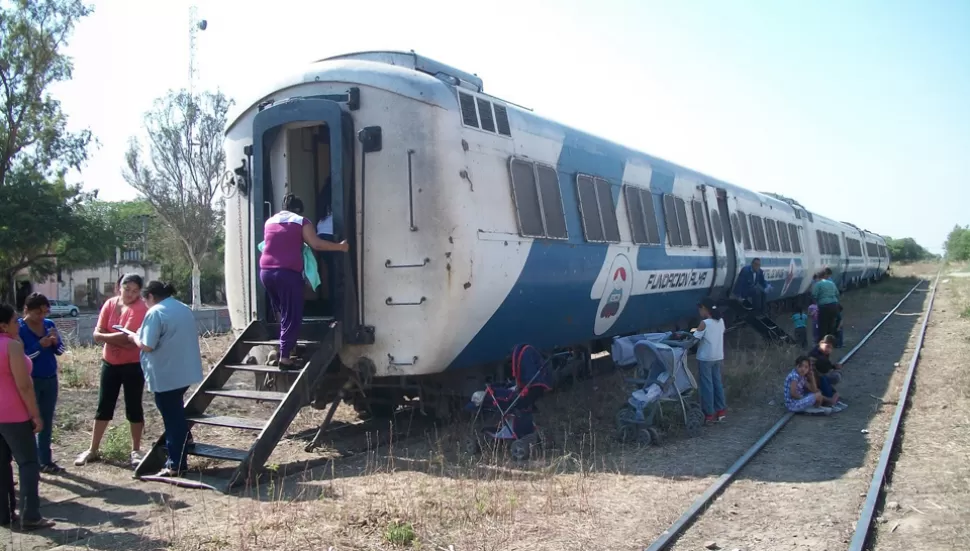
11, 274, 933, 551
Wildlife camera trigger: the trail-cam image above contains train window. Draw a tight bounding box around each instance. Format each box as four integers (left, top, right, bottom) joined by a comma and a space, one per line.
623, 186, 661, 245
595, 178, 621, 242
749, 215, 767, 251
711, 209, 724, 244
691, 200, 710, 248
476, 98, 496, 132
764, 219, 780, 252
662, 195, 681, 246
865, 242, 878, 257
778, 221, 792, 253
675, 197, 693, 247
789, 224, 802, 253
508, 158, 567, 239
458, 92, 479, 128
576, 175, 604, 242
817, 230, 826, 255
493, 104, 512, 137
846, 238, 863, 257
737, 210, 752, 250
536, 165, 568, 239
730, 212, 742, 244
576, 175, 620, 243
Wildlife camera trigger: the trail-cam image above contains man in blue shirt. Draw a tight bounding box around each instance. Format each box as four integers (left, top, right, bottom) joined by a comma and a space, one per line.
734, 258, 771, 315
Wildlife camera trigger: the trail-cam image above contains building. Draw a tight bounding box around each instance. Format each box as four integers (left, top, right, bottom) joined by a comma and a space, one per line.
22, 248, 162, 312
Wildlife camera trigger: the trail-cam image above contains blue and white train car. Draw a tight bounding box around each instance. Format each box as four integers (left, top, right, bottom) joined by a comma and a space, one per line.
221, 51, 890, 413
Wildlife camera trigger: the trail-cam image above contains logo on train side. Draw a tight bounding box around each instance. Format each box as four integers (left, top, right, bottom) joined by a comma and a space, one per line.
781, 258, 798, 295
594, 254, 634, 336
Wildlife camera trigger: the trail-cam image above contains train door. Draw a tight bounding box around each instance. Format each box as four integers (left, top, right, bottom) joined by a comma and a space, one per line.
250, 97, 368, 343
839, 232, 850, 289
702, 185, 738, 299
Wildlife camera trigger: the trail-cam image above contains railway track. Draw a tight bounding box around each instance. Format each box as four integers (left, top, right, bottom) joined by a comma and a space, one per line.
643, 273, 940, 551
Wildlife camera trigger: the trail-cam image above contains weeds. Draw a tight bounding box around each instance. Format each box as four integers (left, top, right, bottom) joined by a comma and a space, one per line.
384, 520, 416, 546
101, 424, 133, 463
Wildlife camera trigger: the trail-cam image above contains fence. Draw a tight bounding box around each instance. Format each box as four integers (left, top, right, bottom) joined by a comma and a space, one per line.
52, 308, 233, 348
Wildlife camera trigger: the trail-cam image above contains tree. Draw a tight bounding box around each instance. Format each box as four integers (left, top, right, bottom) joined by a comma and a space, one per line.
885, 237, 935, 263
0, 0, 97, 301
944, 225, 970, 262
122, 89, 233, 309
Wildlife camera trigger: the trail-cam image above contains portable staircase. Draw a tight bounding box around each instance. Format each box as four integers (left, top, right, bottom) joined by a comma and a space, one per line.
743, 313, 794, 345
133, 317, 348, 490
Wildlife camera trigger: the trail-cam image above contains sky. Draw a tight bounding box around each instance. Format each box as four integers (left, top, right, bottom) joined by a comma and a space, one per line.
50, 0, 970, 253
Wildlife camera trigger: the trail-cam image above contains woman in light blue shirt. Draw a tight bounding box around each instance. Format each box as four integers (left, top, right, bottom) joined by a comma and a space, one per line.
128, 281, 203, 477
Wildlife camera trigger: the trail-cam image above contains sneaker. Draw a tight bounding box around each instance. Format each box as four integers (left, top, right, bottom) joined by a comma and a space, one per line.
40, 463, 65, 475
715, 410, 727, 422
129, 450, 145, 468
153, 467, 184, 478
704, 415, 715, 425
75, 449, 100, 466
837, 400, 848, 410
19, 517, 56, 531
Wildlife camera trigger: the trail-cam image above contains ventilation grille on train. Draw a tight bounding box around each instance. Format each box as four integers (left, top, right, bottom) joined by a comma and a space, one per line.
458, 90, 511, 137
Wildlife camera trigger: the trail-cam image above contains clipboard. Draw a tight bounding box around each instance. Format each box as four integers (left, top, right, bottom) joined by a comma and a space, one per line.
112, 325, 137, 337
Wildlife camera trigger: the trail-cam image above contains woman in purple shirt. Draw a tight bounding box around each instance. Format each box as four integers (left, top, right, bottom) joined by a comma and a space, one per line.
260, 194, 348, 369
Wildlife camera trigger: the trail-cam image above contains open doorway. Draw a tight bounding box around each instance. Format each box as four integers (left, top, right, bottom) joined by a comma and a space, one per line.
284, 124, 336, 318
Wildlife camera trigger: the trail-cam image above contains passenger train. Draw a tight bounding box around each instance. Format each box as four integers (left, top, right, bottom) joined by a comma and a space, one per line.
222, 51, 891, 417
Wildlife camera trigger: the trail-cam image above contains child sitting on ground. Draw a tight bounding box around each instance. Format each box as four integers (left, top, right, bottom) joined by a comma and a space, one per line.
784, 356, 824, 413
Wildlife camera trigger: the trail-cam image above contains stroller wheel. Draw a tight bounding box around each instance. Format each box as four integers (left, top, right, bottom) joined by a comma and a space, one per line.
646, 427, 662, 446
685, 407, 706, 436
617, 423, 638, 444
462, 434, 481, 456
637, 428, 653, 446
614, 404, 639, 431
510, 439, 530, 461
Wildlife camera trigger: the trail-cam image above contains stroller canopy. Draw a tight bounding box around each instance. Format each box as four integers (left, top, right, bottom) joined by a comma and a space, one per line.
511, 343, 552, 392
612, 333, 697, 399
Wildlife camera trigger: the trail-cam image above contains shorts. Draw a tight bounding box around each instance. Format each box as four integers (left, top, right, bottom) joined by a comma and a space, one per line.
95, 361, 146, 423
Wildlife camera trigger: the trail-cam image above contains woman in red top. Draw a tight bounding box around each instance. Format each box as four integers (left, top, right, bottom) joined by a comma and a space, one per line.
75, 274, 149, 468
0, 303, 55, 530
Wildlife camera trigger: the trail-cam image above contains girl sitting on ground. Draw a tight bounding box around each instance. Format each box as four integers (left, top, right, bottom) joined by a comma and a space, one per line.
784, 356, 823, 413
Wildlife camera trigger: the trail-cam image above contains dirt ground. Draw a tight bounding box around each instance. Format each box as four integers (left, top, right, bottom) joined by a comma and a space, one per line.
0, 267, 947, 551
869, 268, 970, 550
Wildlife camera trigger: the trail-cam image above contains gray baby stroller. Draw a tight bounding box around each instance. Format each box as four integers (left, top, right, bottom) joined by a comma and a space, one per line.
612, 332, 705, 445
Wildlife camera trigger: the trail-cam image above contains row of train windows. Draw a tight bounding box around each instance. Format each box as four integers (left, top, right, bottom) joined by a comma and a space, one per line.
866, 241, 889, 259
738, 213, 803, 254
509, 158, 712, 247
507, 158, 891, 260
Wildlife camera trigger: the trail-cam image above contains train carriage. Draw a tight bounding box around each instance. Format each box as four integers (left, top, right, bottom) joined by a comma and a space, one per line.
221, 50, 891, 413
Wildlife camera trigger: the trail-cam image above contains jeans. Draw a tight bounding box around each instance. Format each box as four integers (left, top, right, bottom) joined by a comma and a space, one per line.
697, 360, 726, 417
153, 387, 190, 472
32, 376, 58, 466
0, 421, 41, 523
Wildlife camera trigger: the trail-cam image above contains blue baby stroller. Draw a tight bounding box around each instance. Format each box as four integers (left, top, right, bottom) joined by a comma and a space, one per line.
463, 344, 554, 461
612, 332, 705, 445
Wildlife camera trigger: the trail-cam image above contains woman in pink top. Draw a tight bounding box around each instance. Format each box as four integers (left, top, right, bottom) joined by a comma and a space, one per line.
75, 273, 149, 468
0, 303, 55, 530
260, 194, 348, 369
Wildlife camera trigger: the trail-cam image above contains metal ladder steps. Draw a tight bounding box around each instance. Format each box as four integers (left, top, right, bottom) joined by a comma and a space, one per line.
204, 389, 288, 402
187, 414, 267, 431
187, 443, 249, 462
223, 364, 304, 374
242, 339, 321, 347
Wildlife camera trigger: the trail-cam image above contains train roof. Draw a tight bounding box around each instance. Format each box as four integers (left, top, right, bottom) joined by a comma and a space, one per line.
227, 50, 859, 231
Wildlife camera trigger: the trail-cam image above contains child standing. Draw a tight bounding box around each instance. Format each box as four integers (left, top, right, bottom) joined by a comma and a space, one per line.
791, 308, 809, 348
692, 297, 726, 424
784, 356, 824, 413
807, 303, 820, 344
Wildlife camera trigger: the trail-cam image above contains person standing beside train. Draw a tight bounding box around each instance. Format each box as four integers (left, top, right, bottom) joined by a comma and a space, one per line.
812, 268, 841, 337
259, 194, 349, 369
692, 297, 727, 424
734, 258, 771, 315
